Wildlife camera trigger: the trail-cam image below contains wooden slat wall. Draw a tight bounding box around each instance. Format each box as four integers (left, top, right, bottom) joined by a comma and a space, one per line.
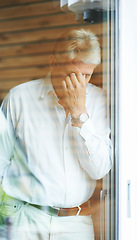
0, 2, 106, 239
0, 0, 106, 102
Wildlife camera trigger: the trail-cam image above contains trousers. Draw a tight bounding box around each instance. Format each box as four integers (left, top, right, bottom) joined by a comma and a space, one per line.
0, 195, 95, 240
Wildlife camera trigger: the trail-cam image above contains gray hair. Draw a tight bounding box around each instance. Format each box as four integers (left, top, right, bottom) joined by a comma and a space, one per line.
53, 29, 101, 65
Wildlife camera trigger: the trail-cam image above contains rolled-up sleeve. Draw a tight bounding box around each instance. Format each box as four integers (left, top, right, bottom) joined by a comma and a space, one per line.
72, 90, 113, 180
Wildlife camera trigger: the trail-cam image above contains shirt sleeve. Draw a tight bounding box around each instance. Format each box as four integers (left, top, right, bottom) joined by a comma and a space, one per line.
0, 94, 15, 184
71, 90, 113, 180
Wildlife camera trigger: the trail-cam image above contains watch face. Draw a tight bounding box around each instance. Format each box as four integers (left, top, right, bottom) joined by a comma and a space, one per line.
79, 113, 89, 122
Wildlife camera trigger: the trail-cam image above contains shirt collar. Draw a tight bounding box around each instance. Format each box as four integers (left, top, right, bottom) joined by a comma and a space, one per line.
40, 72, 59, 104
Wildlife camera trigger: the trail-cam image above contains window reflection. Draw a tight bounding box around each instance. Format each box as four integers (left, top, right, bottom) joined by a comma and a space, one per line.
0, 1, 115, 240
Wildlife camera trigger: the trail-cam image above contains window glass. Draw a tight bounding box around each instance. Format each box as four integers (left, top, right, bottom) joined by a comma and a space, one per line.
0, 1, 115, 239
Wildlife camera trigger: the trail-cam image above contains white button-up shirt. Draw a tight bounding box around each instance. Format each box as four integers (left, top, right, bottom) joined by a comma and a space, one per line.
0, 74, 112, 208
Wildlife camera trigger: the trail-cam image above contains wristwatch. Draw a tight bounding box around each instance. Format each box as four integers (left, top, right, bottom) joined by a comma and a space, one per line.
71, 113, 89, 124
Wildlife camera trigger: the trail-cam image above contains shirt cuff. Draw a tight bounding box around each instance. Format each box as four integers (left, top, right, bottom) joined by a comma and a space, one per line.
71, 118, 96, 141
80, 118, 96, 141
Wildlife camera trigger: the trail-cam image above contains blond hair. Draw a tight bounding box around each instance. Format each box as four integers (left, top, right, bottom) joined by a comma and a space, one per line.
53, 29, 101, 65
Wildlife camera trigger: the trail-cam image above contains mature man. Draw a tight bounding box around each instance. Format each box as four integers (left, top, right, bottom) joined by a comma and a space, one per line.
0, 29, 112, 240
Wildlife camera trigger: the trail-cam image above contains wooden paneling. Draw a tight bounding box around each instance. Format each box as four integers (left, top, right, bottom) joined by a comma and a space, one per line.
0, 66, 48, 79
0, 1, 60, 20
0, 24, 105, 47
0, 54, 106, 70
0, 0, 105, 102
0, 42, 54, 57
0, 91, 9, 101
0, 0, 47, 7
0, 55, 49, 68
0, 42, 61, 57
0, 36, 107, 57
0, 13, 78, 33
0, 4, 107, 240
0, 29, 62, 45
0, 24, 104, 45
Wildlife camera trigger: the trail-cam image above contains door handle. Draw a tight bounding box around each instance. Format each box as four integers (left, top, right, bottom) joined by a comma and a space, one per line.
100, 189, 111, 240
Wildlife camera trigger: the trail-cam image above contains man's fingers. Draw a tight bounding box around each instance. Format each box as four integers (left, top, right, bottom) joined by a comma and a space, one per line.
62, 80, 67, 89
76, 73, 85, 85
70, 73, 78, 87
65, 76, 73, 89
63, 72, 87, 91
85, 74, 92, 83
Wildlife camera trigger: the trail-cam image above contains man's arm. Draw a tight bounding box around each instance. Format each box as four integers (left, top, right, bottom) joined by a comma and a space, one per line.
0, 95, 15, 184
61, 73, 112, 180
61, 72, 89, 126
72, 118, 112, 180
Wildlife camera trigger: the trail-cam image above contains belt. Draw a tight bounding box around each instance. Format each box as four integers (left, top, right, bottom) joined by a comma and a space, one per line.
0, 187, 98, 217
30, 198, 96, 217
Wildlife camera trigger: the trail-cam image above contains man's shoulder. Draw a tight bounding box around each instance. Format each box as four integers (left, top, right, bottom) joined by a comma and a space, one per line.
1, 79, 45, 114
9, 79, 43, 95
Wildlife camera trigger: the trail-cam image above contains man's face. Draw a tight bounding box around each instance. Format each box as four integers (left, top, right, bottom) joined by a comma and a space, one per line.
50, 55, 96, 89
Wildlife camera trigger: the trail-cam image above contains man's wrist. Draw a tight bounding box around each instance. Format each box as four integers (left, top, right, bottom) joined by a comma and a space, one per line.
70, 107, 87, 119
71, 113, 89, 125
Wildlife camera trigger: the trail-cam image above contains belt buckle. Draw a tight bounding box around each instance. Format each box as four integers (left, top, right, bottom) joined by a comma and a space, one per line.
76, 205, 81, 216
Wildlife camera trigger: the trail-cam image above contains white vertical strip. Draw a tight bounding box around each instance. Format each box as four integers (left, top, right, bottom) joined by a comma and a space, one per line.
119, 0, 137, 239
